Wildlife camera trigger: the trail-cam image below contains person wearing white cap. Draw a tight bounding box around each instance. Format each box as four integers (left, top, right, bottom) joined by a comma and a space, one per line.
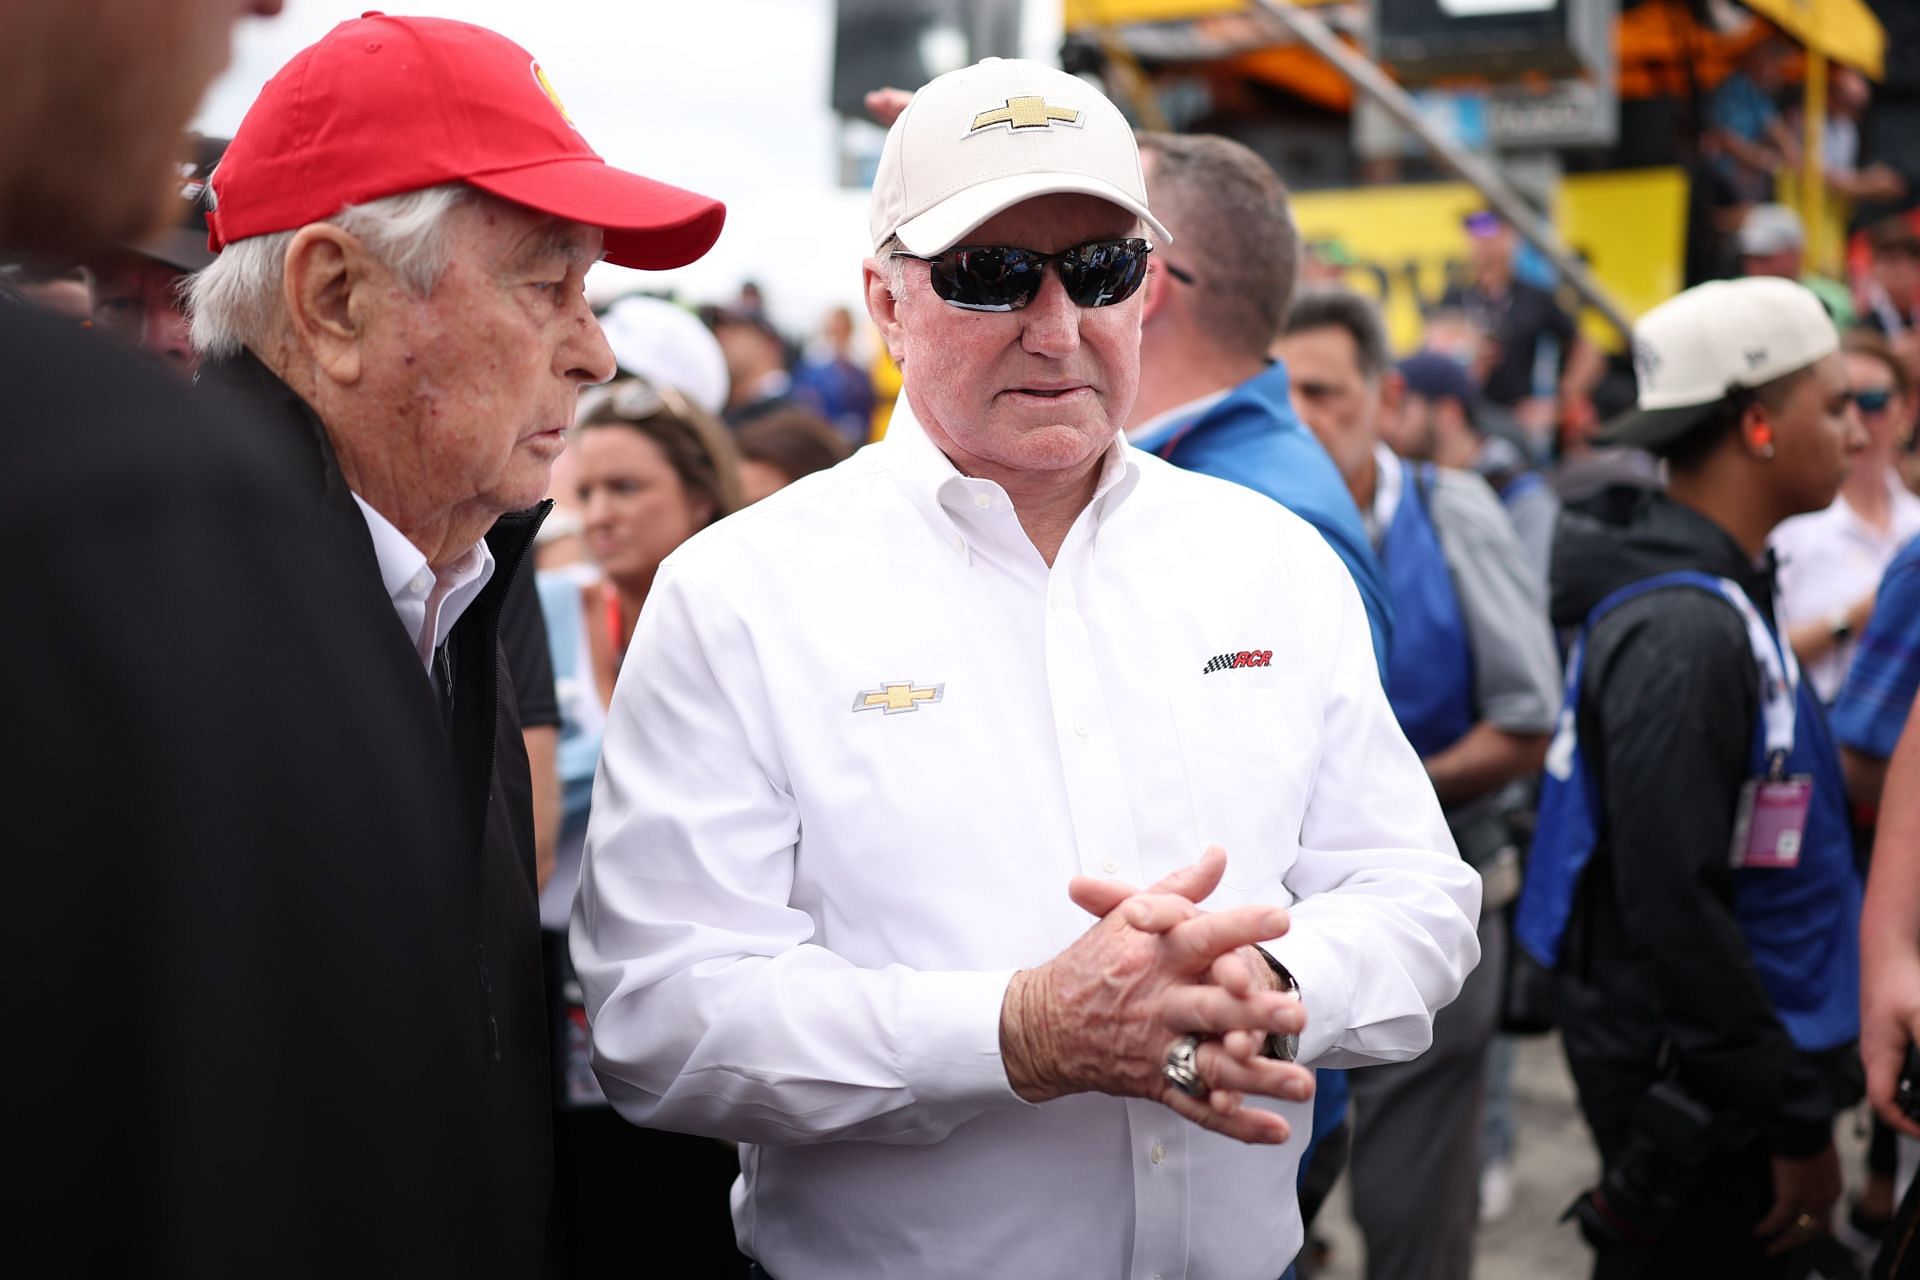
574, 57, 1478, 1280
1736, 202, 1856, 330
1516, 276, 1867, 1275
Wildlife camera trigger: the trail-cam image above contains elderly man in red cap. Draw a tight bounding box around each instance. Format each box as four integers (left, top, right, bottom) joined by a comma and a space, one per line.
182, 12, 722, 1268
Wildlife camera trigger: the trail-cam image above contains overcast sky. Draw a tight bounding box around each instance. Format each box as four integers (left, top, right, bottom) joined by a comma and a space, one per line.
194, 0, 1061, 337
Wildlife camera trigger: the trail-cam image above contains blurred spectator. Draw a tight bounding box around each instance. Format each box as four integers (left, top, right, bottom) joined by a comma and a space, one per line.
1705, 37, 1800, 205
1441, 210, 1603, 456
1861, 217, 1920, 386
84, 133, 224, 374
3, 259, 90, 320
1391, 350, 1560, 584
599, 293, 731, 418
735, 278, 765, 314
1301, 236, 1359, 289
1279, 289, 1560, 1280
543, 378, 741, 930
1737, 203, 1856, 328
1131, 131, 1393, 669
1786, 66, 1906, 205
735, 405, 853, 503
537, 376, 744, 1274
791, 304, 876, 446
1773, 329, 1920, 702
1422, 305, 1497, 391
710, 305, 794, 426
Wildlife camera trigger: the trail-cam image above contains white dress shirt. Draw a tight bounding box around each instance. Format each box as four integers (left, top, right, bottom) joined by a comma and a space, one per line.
572, 399, 1480, 1280
1771, 472, 1920, 701
350, 493, 495, 669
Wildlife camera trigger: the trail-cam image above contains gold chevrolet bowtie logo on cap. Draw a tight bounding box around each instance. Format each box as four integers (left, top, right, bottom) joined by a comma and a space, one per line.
969, 96, 1082, 134
853, 682, 945, 715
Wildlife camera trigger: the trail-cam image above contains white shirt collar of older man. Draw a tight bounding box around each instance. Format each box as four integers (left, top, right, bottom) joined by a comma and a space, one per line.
350, 493, 495, 670
571, 388, 1479, 1280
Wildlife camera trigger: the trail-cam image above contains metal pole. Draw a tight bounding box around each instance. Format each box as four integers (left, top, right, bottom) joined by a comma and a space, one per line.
1247, 0, 1636, 342
1800, 50, 1829, 275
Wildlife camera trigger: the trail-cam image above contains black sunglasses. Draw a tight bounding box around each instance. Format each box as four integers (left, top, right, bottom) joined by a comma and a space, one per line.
891, 237, 1154, 313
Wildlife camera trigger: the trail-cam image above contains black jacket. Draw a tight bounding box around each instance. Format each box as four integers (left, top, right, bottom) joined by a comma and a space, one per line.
1548, 486, 1860, 1158
3, 309, 551, 1274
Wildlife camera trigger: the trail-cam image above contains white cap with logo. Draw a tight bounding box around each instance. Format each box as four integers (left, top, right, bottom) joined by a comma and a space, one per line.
1601, 276, 1838, 451
868, 57, 1170, 256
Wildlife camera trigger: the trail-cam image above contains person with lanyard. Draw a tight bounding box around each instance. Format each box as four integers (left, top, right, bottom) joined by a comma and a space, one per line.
1515, 276, 1867, 1277
1277, 288, 1562, 1280
572, 56, 1480, 1280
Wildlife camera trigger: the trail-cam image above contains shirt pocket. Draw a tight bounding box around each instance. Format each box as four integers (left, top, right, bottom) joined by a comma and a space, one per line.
1169, 680, 1319, 893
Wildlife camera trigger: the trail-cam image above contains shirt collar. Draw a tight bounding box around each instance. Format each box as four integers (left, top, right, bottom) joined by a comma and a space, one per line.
350, 493, 496, 662
1126, 388, 1232, 448
879, 392, 1139, 561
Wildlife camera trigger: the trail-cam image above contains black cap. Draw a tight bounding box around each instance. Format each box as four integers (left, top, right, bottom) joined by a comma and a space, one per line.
128, 134, 228, 273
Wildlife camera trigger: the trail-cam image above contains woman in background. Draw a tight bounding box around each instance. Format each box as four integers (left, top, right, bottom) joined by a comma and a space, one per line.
538, 376, 743, 1278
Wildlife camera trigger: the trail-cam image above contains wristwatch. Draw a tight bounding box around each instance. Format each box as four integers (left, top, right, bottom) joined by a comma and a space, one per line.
1251, 944, 1301, 1062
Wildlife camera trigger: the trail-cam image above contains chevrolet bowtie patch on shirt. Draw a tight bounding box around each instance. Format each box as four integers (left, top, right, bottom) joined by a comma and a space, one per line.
969, 95, 1082, 134
1202, 650, 1273, 675
853, 681, 945, 714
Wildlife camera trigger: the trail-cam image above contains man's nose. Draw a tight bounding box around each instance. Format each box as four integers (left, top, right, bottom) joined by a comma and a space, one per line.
1018, 269, 1082, 359
566, 299, 619, 386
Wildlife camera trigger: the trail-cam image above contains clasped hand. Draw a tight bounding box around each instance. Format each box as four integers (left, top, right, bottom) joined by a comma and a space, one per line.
999, 846, 1313, 1144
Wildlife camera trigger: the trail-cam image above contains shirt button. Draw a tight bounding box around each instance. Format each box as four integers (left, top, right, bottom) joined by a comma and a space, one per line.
973, 492, 992, 510
1073, 719, 1090, 737
1102, 857, 1118, 874
409, 571, 431, 595
949, 534, 965, 554
1049, 590, 1066, 610
1150, 1142, 1165, 1165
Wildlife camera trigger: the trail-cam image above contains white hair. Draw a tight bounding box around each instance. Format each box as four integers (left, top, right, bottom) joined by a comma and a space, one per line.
188, 182, 476, 359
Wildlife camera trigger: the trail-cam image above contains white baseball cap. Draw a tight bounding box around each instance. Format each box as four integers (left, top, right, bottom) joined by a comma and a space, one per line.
868, 57, 1170, 256
596, 295, 730, 417
1602, 277, 1837, 451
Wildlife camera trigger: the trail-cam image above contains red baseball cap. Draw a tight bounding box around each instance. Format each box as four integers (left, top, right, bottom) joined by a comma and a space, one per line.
207, 12, 724, 270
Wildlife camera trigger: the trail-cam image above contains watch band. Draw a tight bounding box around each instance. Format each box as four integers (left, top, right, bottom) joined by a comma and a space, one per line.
1251, 944, 1301, 1062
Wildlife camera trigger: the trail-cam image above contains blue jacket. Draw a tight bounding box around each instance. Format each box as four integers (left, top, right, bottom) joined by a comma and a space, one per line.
1131, 361, 1393, 676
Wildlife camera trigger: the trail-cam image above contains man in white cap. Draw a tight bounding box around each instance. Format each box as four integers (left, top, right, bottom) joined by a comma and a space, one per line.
1517, 276, 1866, 1275
574, 58, 1477, 1279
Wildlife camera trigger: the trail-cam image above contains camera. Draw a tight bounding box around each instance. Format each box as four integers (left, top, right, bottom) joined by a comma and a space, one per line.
1565, 1080, 1724, 1250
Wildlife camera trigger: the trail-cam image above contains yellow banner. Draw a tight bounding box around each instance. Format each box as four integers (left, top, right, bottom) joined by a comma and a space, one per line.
1063, 0, 1341, 28
1290, 167, 1690, 354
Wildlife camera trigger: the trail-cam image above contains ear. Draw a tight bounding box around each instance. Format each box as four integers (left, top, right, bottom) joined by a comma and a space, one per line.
1378, 369, 1406, 420
1740, 399, 1775, 454
1139, 258, 1175, 326
862, 258, 907, 367
282, 223, 376, 387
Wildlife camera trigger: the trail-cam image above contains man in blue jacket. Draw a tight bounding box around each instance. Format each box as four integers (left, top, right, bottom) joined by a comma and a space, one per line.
1127, 132, 1392, 669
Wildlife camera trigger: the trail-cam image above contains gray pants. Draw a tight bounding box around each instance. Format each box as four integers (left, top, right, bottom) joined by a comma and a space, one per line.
1347, 908, 1506, 1280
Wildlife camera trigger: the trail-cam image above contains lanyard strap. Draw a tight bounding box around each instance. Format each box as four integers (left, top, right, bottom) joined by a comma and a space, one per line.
1706, 577, 1799, 766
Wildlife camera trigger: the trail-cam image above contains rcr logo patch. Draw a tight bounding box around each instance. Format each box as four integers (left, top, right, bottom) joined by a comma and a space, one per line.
1201, 650, 1273, 675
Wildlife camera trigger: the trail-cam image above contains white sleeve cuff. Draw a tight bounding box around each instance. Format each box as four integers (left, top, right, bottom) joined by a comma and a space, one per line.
899, 968, 1032, 1113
